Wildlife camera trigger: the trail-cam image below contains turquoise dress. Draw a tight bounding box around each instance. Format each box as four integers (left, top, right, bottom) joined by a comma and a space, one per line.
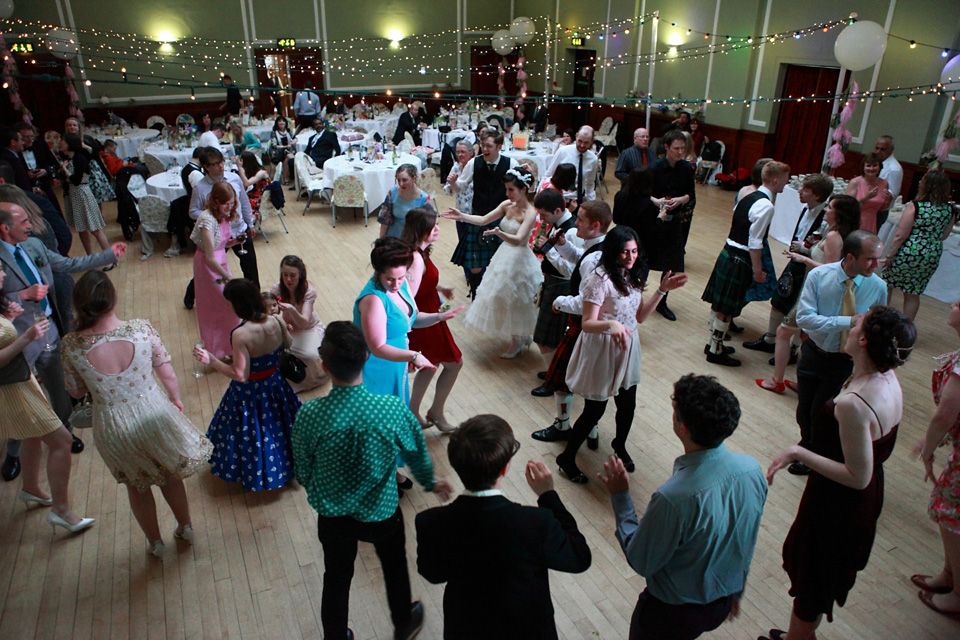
353, 277, 417, 404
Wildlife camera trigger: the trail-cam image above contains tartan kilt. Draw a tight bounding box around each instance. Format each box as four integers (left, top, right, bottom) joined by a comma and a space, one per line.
701, 246, 754, 317
770, 259, 807, 315
450, 217, 502, 269
545, 316, 582, 393
533, 275, 570, 349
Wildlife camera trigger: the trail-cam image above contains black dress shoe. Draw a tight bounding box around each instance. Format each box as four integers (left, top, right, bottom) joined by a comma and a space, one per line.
395, 601, 424, 640
183, 294, 194, 310
611, 440, 636, 473
788, 461, 811, 476
743, 338, 776, 353
587, 435, 599, 450
396, 474, 413, 490
556, 455, 588, 484
532, 422, 571, 442
346, 630, 354, 640
706, 351, 742, 367
769, 346, 799, 366
656, 300, 677, 321
728, 319, 745, 333
531, 384, 552, 397
537, 371, 547, 380
704, 344, 735, 356
1, 455, 21, 482
71, 435, 84, 454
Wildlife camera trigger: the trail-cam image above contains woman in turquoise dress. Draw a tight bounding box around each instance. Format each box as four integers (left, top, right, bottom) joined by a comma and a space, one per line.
353, 237, 463, 486
377, 164, 435, 239
195, 279, 301, 491
883, 169, 957, 321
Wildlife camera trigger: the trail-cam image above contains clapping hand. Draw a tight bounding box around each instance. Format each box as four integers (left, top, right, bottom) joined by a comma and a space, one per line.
598, 455, 630, 494
525, 460, 554, 496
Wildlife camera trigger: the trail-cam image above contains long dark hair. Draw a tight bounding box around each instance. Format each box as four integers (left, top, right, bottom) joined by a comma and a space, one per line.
72, 270, 117, 331
240, 151, 263, 179
278, 255, 308, 306
223, 279, 267, 322
626, 166, 653, 198
599, 226, 646, 296
400, 206, 437, 256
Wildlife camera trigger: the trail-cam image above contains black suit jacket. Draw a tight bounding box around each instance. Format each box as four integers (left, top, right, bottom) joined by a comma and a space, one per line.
393, 111, 422, 146
415, 491, 591, 640
305, 130, 340, 168
1, 147, 33, 192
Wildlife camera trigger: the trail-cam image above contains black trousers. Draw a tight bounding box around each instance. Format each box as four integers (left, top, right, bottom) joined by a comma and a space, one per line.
560, 385, 638, 461
184, 235, 260, 306
316, 508, 412, 640
629, 589, 732, 640
795, 340, 852, 447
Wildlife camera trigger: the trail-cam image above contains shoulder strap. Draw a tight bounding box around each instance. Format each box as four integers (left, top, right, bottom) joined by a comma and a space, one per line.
848, 391, 883, 428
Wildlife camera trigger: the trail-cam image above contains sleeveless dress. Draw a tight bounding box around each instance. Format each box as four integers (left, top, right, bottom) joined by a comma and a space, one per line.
782, 395, 899, 622
409, 249, 462, 364
565, 266, 643, 401
928, 349, 960, 535
462, 217, 543, 336
353, 277, 417, 404
61, 320, 213, 490
882, 201, 955, 295
0, 316, 62, 440
190, 211, 240, 358
852, 178, 890, 234
206, 326, 301, 491
269, 282, 328, 393
63, 159, 107, 233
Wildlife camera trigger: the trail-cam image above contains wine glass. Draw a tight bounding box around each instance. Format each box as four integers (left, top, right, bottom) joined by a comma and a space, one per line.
193, 341, 205, 378
235, 232, 248, 255
34, 311, 56, 352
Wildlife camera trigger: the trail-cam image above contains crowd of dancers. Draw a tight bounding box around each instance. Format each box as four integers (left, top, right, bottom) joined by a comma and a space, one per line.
1, 113, 960, 640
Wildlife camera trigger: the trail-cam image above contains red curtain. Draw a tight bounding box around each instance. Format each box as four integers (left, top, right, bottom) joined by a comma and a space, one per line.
773, 65, 841, 174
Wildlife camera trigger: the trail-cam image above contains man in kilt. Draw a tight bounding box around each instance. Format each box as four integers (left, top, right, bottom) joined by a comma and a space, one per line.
531, 200, 611, 444
743, 173, 832, 360
530, 188, 579, 396
702, 160, 790, 366
451, 130, 517, 298
650, 130, 697, 322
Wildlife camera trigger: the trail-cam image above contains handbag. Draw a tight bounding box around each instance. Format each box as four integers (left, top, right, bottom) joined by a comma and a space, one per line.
68, 394, 94, 429
776, 271, 794, 298
269, 145, 286, 165
274, 317, 307, 383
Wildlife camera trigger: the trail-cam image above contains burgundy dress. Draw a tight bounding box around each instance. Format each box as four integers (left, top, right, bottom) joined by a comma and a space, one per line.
782, 394, 898, 622
409, 249, 462, 364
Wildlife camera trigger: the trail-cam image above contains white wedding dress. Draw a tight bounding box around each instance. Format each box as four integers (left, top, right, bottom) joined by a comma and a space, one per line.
463, 217, 544, 336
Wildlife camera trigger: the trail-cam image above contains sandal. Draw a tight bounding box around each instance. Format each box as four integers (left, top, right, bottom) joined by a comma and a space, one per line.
556, 455, 588, 484
756, 378, 785, 394
784, 380, 799, 393
911, 574, 953, 594
918, 590, 960, 620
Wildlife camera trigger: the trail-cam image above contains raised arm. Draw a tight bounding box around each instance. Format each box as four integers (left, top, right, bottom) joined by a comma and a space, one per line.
442, 199, 507, 227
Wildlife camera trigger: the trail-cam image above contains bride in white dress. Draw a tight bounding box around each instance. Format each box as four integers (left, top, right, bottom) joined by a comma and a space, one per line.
442, 166, 543, 358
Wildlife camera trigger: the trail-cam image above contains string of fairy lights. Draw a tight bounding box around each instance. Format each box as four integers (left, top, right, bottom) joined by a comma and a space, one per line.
2, 13, 960, 110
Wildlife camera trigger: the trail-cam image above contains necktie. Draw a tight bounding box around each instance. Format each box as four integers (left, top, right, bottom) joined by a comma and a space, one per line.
14, 246, 51, 316
577, 153, 585, 205
838, 278, 856, 353
641, 150, 647, 166
487, 162, 497, 173
793, 207, 808, 241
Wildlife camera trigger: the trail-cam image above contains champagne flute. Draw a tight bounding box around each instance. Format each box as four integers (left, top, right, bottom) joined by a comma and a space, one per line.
34, 311, 56, 352
193, 341, 205, 378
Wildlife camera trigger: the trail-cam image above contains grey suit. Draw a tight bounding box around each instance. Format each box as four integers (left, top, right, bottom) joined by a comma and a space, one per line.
0, 238, 116, 454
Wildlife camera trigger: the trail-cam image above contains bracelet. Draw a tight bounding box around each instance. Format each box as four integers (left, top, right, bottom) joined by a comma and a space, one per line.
409, 350, 421, 363
656, 288, 668, 297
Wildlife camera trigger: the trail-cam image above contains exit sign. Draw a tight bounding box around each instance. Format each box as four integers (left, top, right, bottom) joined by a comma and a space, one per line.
571, 36, 583, 46
11, 43, 34, 54
277, 38, 296, 48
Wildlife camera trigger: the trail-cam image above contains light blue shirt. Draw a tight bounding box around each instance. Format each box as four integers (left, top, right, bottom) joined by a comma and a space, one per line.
188, 172, 254, 237
611, 444, 767, 605
0, 238, 51, 316
795, 261, 887, 352
294, 90, 320, 116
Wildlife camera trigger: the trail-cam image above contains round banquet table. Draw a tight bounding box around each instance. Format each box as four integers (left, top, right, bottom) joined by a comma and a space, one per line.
503, 142, 557, 178
295, 130, 376, 153
322, 153, 420, 207
143, 142, 234, 169
421, 128, 475, 150
90, 128, 159, 159
145, 170, 187, 202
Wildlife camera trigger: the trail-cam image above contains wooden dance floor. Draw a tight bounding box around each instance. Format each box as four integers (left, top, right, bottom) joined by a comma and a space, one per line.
1, 164, 957, 639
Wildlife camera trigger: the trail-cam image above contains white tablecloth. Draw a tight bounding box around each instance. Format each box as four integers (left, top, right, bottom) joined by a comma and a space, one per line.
91, 129, 159, 160
246, 121, 274, 143
422, 128, 475, 151
503, 143, 557, 178
142, 142, 234, 169
146, 171, 186, 202
295, 130, 376, 154
322, 153, 420, 207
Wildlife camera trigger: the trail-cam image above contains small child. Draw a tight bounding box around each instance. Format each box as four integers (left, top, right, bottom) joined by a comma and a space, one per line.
100, 140, 132, 176
262, 291, 280, 316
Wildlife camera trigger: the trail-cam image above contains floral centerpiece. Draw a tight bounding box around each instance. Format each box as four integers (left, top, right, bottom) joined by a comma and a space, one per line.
179, 122, 197, 147
105, 111, 127, 136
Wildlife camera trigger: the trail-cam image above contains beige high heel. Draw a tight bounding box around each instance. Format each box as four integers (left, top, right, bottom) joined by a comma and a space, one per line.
18, 490, 53, 507
48, 511, 95, 534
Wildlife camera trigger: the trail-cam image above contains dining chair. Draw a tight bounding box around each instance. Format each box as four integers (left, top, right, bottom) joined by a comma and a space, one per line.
137, 195, 170, 260
143, 154, 165, 176
330, 174, 369, 228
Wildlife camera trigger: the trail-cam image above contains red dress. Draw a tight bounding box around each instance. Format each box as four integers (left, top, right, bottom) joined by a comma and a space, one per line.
409, 250, 462, 364
782, 395, 898, 622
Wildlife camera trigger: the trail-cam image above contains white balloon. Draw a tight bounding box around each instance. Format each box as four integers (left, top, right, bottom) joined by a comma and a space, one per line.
833, 21, 887, 71
0, 0, 14, 20
492, 29, 515, 55
509, 17, 536, 45
47, 27, 79, 60
941, 55, 960, 92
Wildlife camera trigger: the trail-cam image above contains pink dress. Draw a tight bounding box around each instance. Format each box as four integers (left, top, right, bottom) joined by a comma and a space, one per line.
852, 177, 891, 234
929, 349, 960, 535
190, 212, 240, 358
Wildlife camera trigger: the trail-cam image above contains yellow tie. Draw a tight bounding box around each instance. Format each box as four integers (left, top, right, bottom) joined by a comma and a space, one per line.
839, 278, 856, 353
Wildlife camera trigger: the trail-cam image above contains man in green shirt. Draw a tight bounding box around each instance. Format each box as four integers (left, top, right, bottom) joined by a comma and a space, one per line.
292, 321, 452, 640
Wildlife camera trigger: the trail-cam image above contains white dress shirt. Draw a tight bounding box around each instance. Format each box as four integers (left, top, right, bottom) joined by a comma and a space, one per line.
544, 144, 598, 202
199, 131, 221, 148
551, 235, 606, 315
454, 154, 518, 195
880, 155, 903, 202
725, 186, 775, 251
